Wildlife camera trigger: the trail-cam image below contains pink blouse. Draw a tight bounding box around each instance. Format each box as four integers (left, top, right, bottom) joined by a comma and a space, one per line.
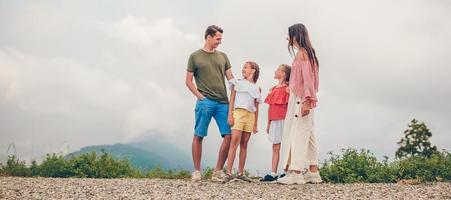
289, 51, 319, 108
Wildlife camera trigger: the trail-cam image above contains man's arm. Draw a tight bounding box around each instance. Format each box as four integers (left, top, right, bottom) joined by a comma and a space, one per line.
185, 72, 205, 100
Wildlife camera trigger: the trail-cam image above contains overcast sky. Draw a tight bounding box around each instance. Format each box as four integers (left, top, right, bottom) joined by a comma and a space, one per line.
1, 0, 450, 173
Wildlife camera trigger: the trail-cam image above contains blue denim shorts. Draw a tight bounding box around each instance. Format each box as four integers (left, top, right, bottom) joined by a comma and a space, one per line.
194, 98, 231, 137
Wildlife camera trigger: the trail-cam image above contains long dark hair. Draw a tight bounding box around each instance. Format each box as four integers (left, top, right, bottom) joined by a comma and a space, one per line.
246, 61, 260, 83
288, 23, 319, 68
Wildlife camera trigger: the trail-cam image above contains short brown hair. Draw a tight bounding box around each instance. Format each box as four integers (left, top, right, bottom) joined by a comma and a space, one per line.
204, 25, 223, 39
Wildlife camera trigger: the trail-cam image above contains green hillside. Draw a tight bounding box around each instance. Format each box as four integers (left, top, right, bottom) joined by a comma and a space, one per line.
66, 143, 172, 170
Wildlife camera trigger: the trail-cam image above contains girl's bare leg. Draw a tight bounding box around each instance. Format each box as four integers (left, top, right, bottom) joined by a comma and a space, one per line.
238, 132, 251, 174
226, 129, 242, 174
272, 143, 281, 174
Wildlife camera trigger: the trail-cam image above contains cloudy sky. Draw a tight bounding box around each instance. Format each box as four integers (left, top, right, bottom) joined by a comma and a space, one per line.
1, 0, 450, 173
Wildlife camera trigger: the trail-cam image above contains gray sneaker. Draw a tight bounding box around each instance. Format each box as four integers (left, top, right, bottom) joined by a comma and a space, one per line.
236, 173, 252, 183
222, 173, 234, 183
211, 170, 225, 183
304, 171, 322, 184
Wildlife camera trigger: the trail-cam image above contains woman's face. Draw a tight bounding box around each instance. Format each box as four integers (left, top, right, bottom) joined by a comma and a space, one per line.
242, 63, 255, 79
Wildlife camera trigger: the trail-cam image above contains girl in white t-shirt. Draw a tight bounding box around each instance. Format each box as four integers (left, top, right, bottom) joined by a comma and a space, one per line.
223, 61, 262, 183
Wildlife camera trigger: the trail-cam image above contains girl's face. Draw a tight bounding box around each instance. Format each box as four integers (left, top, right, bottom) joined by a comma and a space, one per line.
274, 65, 285, 80
242, 63, 255, 79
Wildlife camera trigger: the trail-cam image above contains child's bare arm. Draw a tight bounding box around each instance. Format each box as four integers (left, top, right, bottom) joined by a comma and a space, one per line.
253, 87, 262, 134
253, 99, 259, 134
228, 86, 236, 126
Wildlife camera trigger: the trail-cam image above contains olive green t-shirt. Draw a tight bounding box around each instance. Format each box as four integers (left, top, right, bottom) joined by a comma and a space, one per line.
187, 49, 231, 103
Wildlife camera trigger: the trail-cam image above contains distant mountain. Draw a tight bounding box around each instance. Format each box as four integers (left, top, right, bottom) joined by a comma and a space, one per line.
66, 134, 196, 171
128, 140, 193, 170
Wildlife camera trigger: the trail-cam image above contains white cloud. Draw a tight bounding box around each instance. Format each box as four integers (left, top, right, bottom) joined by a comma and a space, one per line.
105, 15, 199, 46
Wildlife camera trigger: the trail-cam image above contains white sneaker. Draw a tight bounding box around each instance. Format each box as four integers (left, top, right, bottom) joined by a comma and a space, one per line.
304, 171, 322, 184
277, 171, 290, 182
277, 172, 305, 185
191, 170, 202, 181
211, 170, 225, 183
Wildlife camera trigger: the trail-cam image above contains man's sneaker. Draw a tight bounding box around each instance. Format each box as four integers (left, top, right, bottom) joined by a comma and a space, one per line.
222, 173, 234, 183
211, 170, 225, 183
236, 173, 252, 183
191, 170, 201, 181
260, 173, 278, 182
304, 171, 322, 184
277, 172, 305, 185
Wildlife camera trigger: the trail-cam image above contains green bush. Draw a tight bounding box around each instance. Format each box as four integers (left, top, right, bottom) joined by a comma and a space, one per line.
202, 166, 214, 179
93, 151, 140, 178
2, 155, 31, 177
39, 153, 74, 177
320, 148, 396, 183
1, 152, 142, 178
145, 166, 190, 179
30, 160, 40, 177
396, 150, 450, 181
1, 148, 449, 182
68, 151, 140, 178
70, 152, 133, 178
320, 148, 450, 183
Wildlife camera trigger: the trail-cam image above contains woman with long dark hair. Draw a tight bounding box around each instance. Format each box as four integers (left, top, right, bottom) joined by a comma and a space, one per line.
278, 23, 322, 184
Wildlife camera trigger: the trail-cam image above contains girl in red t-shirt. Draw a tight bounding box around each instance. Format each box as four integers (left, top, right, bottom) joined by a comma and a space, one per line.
260, 64, 291, 182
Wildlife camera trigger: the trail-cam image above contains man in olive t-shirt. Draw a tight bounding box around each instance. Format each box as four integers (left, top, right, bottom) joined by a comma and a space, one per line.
185, 25, 234, 182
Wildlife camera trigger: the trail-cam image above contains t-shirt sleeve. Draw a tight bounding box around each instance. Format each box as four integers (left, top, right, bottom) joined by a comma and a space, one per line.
223, 53, 232, 71
187, 54, 195, 72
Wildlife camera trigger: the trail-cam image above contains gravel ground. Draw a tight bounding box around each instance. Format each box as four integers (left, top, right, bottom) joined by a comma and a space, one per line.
1, 177, 450, 200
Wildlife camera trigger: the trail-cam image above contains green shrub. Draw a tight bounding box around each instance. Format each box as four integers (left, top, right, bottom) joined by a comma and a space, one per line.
1, 148, 449, 182
395, 150, 450, 181
30, 160, 40, 177
320, 148, 450, 183
320, 148, 396, 183
39, 153, 74, 177
144, 166, 190, 179
202, 166, 214, 179
165, 169, 191, 179
68, 151, 139, 178
2, 155, 31, 177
